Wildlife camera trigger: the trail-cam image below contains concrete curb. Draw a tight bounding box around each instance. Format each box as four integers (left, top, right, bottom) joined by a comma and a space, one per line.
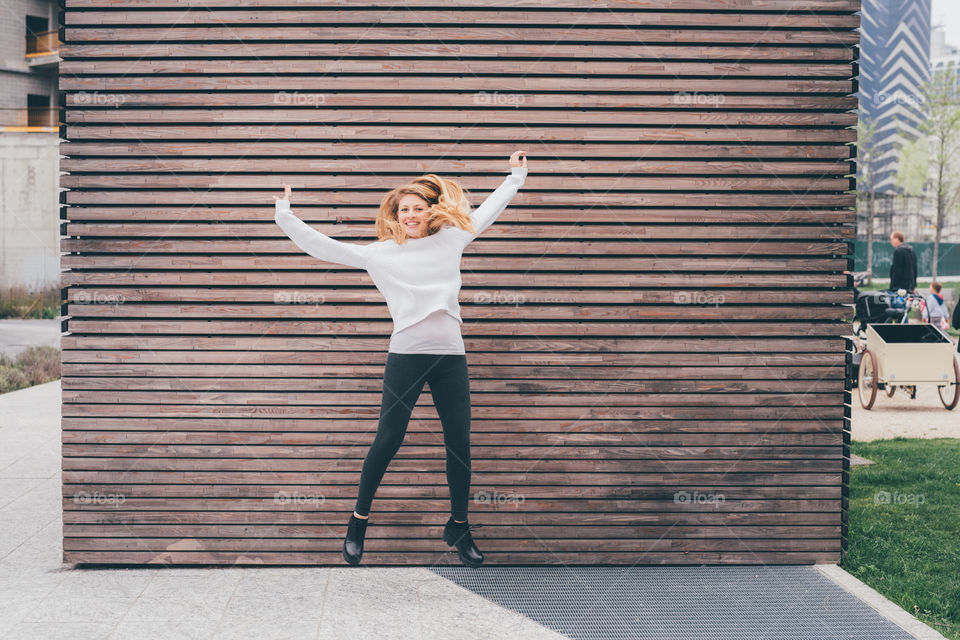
815, 564, 949, 640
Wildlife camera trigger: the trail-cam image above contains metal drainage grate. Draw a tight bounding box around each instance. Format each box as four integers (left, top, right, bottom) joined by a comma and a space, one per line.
430, 565, 918, 640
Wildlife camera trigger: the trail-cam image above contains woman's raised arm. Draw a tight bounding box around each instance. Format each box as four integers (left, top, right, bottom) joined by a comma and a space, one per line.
466, 151, 528, 240
273, 183, 373, 270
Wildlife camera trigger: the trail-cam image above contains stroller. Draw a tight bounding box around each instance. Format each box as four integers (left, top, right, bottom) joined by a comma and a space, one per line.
853, 288, 907, 337
847, 271, 911, 390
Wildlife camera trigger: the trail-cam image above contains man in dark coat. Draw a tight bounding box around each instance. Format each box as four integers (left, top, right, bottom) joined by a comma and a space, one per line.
888, 231, 918, 293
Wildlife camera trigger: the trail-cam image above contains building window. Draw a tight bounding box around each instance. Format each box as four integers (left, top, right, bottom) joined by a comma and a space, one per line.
27, 94, 54, 127
26, 15, 57, 56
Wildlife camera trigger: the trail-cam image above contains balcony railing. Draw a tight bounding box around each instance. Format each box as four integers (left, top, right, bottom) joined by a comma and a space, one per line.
0, 107, 60, 131
26, 30, 59, 57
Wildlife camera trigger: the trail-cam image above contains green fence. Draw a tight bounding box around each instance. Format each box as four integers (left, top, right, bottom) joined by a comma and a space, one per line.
853, 241, 960, 279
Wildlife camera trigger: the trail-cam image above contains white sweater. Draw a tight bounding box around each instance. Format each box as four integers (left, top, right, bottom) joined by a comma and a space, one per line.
275, 166, 528, 353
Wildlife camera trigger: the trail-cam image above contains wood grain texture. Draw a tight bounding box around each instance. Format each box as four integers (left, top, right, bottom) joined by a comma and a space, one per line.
59, 0, 858, 566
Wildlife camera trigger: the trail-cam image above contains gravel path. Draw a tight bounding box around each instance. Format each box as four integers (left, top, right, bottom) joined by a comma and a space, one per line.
851, 376, 960, 441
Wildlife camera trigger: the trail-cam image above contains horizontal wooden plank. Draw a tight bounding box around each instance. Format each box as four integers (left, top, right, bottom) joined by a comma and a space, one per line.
60, 182, 853, 200
61, 431, 842, 446
61, 158, 856, 177
61, 496, 840, 512
63, 25, 859, 45
60, 476, 842, 496
62, 524, 841, 539
60, 442, 843, 459
61, 44, 856, 63
64, 306, 852, 323
59, 404, 845, 422
60, 378, 845, 396
58, 357, 850, 375
59, 336, 849, 354
59, 454, 843, 471
60, 76, 858, 92
60, 417, 845, 434
59, 484, 844, 500
64, 0, 860, 11
59, 273, 853, 288
59, 550, 840, 566
60, 175, 853, 191
61, 256, 852, 270
58, 142, 857, 160
60, 320, 854, 337
62, 125, 859, 145
61, 538, 840, 556
64, 225, 857, 241
63, 240, 853, 257
61, 61, 856, 77
59, 388, 846, 406
62, 8, 859, 28
61, 209, 857, 228
60, 507, 842, 525
62, 287, 852, 305
62, 195, 856, 210
61, 309, 856, 327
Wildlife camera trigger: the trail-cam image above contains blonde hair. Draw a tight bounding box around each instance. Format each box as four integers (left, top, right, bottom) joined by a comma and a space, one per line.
375, 173, 476, 245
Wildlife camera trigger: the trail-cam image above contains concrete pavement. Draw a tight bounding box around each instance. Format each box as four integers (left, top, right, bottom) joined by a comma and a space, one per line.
0, 381, 947, 640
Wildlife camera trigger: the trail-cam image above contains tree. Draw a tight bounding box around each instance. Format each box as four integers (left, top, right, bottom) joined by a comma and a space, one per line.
896, 69, 960, 281
856, 115, 882, 284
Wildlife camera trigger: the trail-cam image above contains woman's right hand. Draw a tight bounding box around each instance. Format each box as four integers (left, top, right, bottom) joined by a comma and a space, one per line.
273, 182, 293, 203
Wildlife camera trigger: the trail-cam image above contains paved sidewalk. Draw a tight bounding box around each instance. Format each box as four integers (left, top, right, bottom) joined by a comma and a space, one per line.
851, 377, 960, 441
0, 381, 947, 640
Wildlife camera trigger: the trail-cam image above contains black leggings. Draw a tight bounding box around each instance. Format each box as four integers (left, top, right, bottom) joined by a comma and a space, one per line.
354, 353, 472, 521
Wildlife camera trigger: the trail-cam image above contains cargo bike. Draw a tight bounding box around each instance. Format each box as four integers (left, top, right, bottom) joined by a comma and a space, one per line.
855, 323, 959, 410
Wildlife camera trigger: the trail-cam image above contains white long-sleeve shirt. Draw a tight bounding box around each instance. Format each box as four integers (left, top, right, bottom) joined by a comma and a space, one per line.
274, 166, 528, 353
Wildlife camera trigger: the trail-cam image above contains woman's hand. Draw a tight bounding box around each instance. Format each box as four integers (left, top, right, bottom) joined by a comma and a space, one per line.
509, 150, 528, 169
273, 182, 293, 203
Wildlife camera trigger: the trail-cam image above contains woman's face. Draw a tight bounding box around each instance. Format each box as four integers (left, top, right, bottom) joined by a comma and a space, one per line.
397, 194, 430, 239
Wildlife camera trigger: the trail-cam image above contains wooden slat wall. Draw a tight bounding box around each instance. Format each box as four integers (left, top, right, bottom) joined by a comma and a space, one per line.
59, 0, 859, 565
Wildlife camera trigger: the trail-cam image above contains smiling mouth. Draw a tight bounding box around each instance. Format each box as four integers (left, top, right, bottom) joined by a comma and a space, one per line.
405, 221, 420, 230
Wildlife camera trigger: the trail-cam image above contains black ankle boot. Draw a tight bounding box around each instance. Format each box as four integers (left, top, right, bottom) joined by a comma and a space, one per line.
343, 514, 368, 565
442, 516, 484, 567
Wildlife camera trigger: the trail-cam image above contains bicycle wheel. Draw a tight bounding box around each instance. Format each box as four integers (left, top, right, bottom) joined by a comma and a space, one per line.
858, 349, 878, 410
938, 357, 960, 410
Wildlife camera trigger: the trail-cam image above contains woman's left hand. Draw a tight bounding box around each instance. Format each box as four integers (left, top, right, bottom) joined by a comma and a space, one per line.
273, 182, 293, 203
509, 150, 528, 169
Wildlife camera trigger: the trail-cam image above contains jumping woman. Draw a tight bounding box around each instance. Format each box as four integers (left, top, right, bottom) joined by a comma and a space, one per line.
273, 151, 529, 567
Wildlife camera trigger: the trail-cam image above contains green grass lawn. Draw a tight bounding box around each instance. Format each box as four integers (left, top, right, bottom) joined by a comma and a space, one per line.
843, 438, 960, 639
